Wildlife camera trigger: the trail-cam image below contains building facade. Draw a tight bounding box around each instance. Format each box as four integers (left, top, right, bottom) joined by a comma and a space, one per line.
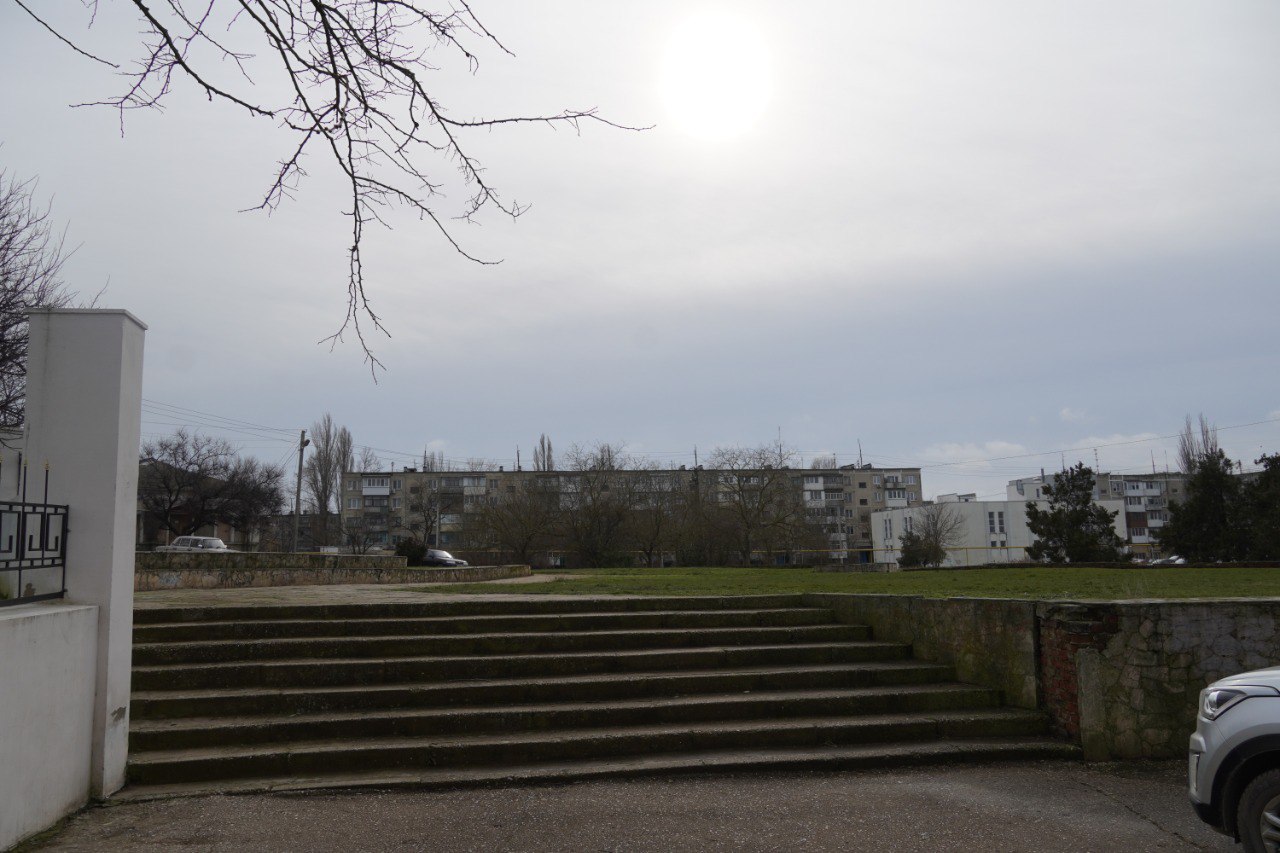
338, 462, 924, 564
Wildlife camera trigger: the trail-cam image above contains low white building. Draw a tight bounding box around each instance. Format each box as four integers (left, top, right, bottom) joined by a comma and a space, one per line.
871, 493, 1129, 567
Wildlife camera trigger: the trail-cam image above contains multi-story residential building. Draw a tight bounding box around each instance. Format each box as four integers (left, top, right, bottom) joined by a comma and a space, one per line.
1007, 470, 1188, 549
338, 462, 924, 563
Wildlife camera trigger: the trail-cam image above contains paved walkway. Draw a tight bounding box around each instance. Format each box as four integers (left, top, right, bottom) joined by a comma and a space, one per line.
25, 761, 1228, 852
134, 576, 574, 609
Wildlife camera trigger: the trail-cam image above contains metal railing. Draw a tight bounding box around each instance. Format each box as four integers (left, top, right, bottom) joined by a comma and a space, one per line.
0, 500, 69, 607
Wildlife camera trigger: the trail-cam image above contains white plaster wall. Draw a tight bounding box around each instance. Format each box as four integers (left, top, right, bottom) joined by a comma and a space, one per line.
0, 604, 98, 850
873, 498, 1131, 565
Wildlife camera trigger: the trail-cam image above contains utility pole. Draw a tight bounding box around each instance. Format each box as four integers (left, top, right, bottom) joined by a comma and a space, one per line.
293, 428, 310, 552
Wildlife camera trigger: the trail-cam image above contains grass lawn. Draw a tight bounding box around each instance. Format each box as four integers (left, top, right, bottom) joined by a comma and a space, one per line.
421, 565, 1280, 600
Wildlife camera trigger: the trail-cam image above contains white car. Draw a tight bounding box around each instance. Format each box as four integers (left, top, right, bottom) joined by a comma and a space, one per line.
155, 536, 235, 553
1189, 666, 1280, 851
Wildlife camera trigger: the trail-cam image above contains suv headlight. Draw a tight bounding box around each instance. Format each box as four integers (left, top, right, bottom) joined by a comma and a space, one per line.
1200, 685, 1279, 720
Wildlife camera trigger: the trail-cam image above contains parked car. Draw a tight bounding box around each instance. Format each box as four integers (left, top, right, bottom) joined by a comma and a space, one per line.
422, 549, 468, 567
1189, 666, 1280, 851
155, 536, 235, 553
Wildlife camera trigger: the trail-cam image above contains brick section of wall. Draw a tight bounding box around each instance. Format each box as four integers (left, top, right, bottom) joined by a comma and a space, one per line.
1036, 604, 1121, 740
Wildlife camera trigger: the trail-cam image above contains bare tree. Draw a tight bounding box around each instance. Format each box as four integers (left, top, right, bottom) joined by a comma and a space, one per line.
355, 447, 381, 472
560, 443, 634, 566
533, 434, 554, 472
898, 503, 966, 568
139, 429, 239, 538
303, 413, 353, 545
421, 450, 446, 472
15, 1, 639, 368
809, 454, 838, 470
223, 457, 287, 550
471, 474, 559, 564
627, 466, 687, 568
1177, 413, 1221, 475
706, 444, 810, 565
0, 169, 78, 428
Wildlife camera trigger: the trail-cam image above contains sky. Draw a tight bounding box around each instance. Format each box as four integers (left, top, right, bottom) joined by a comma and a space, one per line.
2, 0, 1278, 499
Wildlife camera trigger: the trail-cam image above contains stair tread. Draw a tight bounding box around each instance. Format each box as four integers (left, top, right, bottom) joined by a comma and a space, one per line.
132, 640, 908, 672
134, 607, 833, 629
129, 708, 1044, 763
131, 683, 997, 733
130, 661, 945, 702
134, 624, 862, 649
118, 737, 1078, 800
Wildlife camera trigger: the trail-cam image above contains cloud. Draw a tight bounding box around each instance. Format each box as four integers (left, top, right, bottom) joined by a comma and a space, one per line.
917, 441, 1030, 471
1059, 407, 1087, 423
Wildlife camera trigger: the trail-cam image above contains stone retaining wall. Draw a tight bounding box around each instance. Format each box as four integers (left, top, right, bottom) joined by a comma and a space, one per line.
134, 561, 530, 590
804, 594, 1039, 709
809, 593, 1280, 760
136, 552, 409, 572
1040, 600, 1280, 760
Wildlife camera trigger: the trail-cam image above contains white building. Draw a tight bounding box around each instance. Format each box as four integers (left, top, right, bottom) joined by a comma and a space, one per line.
871, 494, 1129, 567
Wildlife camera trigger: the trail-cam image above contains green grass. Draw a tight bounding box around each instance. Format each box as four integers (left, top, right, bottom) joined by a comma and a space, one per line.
419, 565, 1280, 600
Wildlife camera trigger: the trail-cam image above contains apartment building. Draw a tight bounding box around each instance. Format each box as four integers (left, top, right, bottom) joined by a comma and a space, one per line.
338, 462, 923, 562
1007, 470, 1187, 548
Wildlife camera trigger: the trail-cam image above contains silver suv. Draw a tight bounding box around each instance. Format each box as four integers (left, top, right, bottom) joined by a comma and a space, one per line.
1190, 667, 1280, 851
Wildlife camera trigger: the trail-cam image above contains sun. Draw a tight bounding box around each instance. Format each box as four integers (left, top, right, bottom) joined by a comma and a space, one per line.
659, 12, 774, 141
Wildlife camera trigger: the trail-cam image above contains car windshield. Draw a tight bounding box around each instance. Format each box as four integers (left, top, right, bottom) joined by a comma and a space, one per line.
201, 539, 226, 549
428, 550, 453, 559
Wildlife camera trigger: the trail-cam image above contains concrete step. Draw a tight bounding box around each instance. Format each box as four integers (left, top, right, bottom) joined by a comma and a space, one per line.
117, 737, 1081, 800
130, 684, 1001, 751
132, 641, 914, 690
131, 595, 809, 625
132, 661, 954, 720
127, 709, 1053, 786
132, 624, 872, 666
132, 607, 837, 644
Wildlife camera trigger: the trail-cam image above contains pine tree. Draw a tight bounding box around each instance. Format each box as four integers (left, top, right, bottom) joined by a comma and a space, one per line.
1025, 463, 1124, 562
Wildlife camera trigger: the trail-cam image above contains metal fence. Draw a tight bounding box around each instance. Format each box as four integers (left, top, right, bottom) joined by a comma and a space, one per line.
0, 500, 69, 607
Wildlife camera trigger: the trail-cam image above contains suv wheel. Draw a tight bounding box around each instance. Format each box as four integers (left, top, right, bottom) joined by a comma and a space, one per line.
1238, 768, 1280, 853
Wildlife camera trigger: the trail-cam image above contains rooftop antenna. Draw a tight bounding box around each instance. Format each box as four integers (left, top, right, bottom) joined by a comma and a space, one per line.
857, 439, 864, 467
516, 446, 521, 471
693, 445, 698, 468
1094, 447, 1100, 472
1151, 449, 1157, 475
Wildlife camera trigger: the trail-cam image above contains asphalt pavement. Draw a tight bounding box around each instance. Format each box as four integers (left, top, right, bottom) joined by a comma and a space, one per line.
22, 759, 1234, 852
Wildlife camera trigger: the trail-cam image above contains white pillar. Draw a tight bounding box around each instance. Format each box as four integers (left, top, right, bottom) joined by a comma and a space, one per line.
23, 309, 146, 798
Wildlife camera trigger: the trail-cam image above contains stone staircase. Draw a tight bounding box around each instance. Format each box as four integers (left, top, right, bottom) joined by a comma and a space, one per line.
124, 595, 1075, 798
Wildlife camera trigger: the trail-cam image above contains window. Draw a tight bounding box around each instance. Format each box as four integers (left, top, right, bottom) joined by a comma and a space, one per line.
905, 474, 917, 485
859, 498, 868, 506
907, 491, 916, 502
874, 491, 882, 502
391, 497, 402, 509
904, 516, 913, 533
346, 480, 358, 491
804, 476, 820, 485
1131, 527, 1148, 538
346, 497, 359, 510
392, 479, 402, 490
883, 517, 893, 540
997, 511, 1005, 533
873, 475, 881, 485
887, 489, 906, 500
858, 481, 867, 489
1126, 497, 1142, 506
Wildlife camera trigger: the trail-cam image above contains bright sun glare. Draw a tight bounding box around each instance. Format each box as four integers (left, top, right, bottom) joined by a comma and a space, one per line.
659, 13, 773, 141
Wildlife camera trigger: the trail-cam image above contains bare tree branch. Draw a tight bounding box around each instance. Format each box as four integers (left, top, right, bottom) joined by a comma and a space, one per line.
22, 0, 645, 373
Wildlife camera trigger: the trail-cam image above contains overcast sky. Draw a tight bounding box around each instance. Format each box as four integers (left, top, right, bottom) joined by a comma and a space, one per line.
2, 0, 1277, 498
